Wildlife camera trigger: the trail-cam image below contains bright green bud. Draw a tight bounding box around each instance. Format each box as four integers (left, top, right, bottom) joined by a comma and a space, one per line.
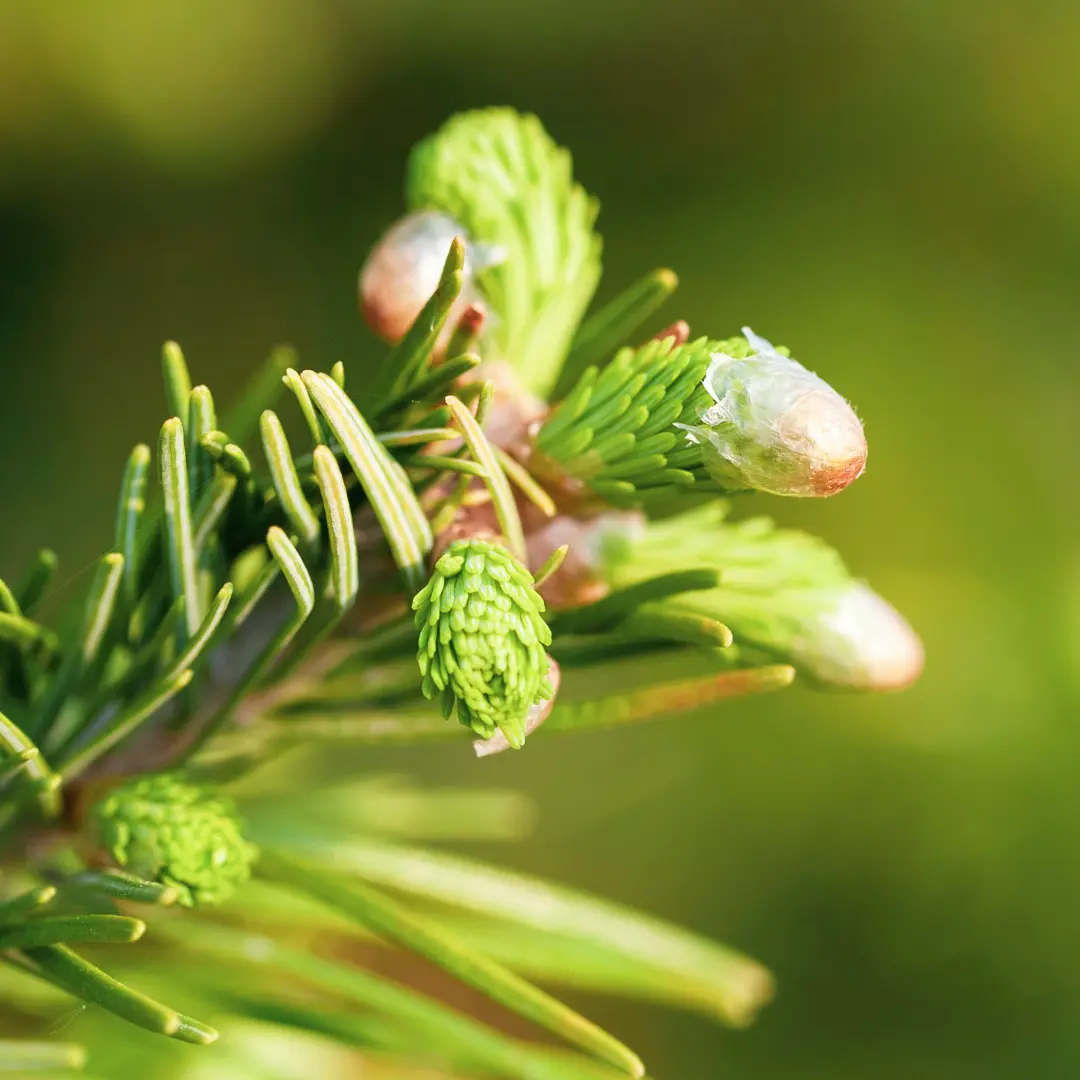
406, 108, 601, 397
93, 773, 258, 907
413, 539, 553, 748
677, 328, 866, 497
606, 505, 922, 691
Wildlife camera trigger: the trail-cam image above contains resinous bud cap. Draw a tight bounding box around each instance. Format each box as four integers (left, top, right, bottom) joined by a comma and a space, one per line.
791, 581, 924, 690
681, 328, 867, 497
359, 210, 504, 343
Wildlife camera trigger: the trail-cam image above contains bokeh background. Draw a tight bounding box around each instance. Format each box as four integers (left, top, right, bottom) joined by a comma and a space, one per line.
2, 2, 1079, 1077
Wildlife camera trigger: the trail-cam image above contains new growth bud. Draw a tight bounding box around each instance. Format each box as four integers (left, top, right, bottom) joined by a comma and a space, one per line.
604, 504, 922, 692
359, 210, 505, 344
413, 539, 553, 748
92, 773, 258, 907
678, 328, 867, 497
785, 581, 924, 690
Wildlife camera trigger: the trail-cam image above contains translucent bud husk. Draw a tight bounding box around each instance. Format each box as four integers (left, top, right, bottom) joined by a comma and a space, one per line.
680, 328, 867, 497
358, 209, 503, 345
789, 582, 923, 690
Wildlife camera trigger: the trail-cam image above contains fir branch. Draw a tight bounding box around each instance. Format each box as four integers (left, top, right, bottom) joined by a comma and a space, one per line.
313, 446, 359, 613
0, 1039, 86, 1071
0, 915, 146, 950
160, 418, 201, 637
605, 504, 923, 690
0, 710, 58, 800
177, 920, 632, 1080
161, 342, 192, 425
535, 335, 722, 505
186, 385, 218, 503
257, 835, 773, 1027
0, 885, 56, 924
0, 104, 920, 1079
446, 394, 526, 559
57, 670, 193, 780
260, 410, 320, 548
184, 529, 313, 758
57, 869, 180, 907
283, 366, 328, 446
115, 445, 151, 606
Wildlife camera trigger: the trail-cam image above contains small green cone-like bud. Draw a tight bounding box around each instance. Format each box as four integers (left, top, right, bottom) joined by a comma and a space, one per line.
606, 505, 922, 691
93, 774, 258, 907
678, 328, 866, 497
413, 539, 553, 748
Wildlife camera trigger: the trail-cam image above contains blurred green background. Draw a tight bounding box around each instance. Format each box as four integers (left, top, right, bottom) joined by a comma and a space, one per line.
2, 1, 1079, 1076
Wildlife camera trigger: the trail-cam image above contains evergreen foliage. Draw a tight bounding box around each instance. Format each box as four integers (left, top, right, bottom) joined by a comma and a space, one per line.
0, 107, 920, 1078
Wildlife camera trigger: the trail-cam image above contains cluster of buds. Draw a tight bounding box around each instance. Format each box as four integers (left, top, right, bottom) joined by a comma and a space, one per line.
353, 106, 922, 746
534, 329, 867, 507
0, 107, 924, 1073
93, 773, 258, 907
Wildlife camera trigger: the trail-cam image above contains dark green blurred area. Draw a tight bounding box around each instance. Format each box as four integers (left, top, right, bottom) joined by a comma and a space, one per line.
2, 1, 1079, 1076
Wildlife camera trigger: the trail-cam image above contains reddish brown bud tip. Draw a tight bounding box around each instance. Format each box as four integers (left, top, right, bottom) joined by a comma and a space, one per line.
651, 320, 691, 346
810, 438, 868, 496
455, 302, 487, 338
359, 211, 470, 344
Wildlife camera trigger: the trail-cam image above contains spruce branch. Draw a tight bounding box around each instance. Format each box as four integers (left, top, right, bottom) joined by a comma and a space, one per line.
0, 104, 922, 1077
